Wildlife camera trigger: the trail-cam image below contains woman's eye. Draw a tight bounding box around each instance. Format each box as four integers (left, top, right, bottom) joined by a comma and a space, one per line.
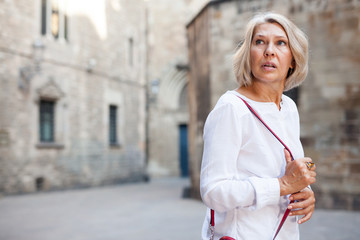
277, 40, 287, 46
255, 39, 264, 45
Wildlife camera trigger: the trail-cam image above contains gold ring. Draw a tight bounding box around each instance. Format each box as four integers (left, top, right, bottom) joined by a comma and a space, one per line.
306, 162, 315, 170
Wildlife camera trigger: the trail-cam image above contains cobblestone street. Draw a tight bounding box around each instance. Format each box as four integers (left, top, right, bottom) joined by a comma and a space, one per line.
0, 178, 359, 240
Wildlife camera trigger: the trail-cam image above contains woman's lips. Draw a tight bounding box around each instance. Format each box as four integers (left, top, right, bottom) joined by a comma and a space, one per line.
262, 62, 276, 71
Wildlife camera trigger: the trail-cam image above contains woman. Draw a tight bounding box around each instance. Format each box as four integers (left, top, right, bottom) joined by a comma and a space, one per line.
200, 12, 316, 240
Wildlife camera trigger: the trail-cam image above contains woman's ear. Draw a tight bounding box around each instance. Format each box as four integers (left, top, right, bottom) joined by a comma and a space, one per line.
291, 59, 295, 69
286, 67, 294, 78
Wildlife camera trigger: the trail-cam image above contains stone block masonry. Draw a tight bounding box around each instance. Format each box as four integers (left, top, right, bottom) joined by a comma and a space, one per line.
0, 0, 147, 194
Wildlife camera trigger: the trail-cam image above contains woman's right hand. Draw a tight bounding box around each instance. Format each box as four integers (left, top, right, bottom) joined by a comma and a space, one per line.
278, 149, 316, 196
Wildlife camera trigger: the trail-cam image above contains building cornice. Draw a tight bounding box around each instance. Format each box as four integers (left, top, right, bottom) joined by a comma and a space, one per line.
186, 0, 234, 28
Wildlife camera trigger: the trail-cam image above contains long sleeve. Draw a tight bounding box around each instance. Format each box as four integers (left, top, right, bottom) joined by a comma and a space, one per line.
201, 91, 301, 240
200, 101, 280, 213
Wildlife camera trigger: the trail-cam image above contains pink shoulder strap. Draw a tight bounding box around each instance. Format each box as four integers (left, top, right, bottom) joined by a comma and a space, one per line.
209, 96, 295, 240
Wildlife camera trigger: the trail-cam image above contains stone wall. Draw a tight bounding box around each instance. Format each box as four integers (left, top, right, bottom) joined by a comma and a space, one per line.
0, 0, 147, 194
187, 0, 360, 209
297, 0, 360, 210
187, 6, 212, 197
145, 0, 209, 178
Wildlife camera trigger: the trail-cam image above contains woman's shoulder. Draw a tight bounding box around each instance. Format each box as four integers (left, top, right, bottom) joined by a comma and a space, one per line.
281, 94, 298, 112
204, 91, 250, 131
207, 91, 250, 120
215, 90, 249, 111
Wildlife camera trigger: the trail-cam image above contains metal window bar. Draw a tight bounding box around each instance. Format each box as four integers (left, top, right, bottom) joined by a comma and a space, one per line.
39, 100, 55, 142
41, 0, 47, 35
109, 105, 117, 144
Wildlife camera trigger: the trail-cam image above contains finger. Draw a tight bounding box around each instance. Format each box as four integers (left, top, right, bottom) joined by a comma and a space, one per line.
298, 209, 314, 224
307, 172, 317, 185
289, 200, 315, 216
294, 159, 311, 172
289, 191, 315, 207
289, 206, 310, 216
309, 171, 317, 178
299, 187, 314, 196
289, 192, 307, 202
288, 199, 309, 210
288, 200, 313, 211
284, 148, 292, 163
312, 164, 316, 171
298, 157, 312, 164
301, 158, 317, 172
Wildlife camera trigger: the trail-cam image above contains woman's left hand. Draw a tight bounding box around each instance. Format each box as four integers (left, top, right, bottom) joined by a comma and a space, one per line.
287, 187, 315, 224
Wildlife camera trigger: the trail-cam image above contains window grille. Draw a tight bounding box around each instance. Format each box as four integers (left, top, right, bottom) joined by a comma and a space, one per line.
109, 105, 118, 144
39, 100, 55, 142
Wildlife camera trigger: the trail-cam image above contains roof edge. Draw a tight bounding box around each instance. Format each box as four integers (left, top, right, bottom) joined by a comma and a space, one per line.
186, 0, 234, 28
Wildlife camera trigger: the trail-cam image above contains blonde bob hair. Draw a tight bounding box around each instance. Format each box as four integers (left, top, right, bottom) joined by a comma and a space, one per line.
233, 12, 308, 91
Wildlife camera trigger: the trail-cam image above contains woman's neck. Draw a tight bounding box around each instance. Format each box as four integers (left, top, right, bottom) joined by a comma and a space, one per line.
236, 82, 284, 109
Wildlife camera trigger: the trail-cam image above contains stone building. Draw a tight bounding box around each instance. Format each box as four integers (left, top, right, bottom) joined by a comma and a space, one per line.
0, 0, 147, 194
187, 0, 360, 210
145, 0, 209, 178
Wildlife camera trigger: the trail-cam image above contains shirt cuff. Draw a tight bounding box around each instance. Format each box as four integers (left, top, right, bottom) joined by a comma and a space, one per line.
248, 177, 280, 210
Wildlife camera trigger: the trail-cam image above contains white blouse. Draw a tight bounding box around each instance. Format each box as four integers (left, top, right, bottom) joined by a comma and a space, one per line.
200, 90, 304, 240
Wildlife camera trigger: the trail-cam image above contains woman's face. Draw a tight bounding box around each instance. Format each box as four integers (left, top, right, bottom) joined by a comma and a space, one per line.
250, 22, 293, 86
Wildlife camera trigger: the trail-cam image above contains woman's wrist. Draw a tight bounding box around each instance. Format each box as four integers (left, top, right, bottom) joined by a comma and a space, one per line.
278, 177, 290, 196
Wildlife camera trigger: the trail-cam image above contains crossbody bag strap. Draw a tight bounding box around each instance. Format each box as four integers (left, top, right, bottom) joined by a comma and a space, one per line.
237, 96, 294, 240
209, 96, 295, 240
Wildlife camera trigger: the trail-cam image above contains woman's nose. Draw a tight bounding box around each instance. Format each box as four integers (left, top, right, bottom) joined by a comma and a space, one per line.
264, 44, 275, 57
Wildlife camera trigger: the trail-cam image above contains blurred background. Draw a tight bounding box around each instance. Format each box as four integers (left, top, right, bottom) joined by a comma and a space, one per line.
0, 0, 359, 239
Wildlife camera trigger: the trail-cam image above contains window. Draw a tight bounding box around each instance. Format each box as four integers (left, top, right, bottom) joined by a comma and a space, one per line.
41, 0, 68, 40
109, 105, 118, 145
39, 100, 55, 142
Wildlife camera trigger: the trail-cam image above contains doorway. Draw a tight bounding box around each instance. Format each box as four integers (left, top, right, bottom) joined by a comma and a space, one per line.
179, 124, 189, 177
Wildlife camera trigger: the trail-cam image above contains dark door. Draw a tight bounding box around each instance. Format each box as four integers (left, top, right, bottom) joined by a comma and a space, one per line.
179, 124, 189, 177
